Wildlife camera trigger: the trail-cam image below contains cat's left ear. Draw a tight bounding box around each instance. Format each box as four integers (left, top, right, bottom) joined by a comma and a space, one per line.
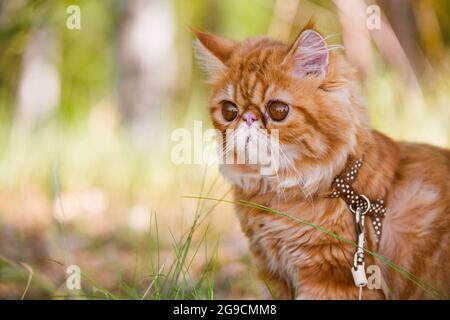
191, 28, 236, 82
284, 29, 329, 79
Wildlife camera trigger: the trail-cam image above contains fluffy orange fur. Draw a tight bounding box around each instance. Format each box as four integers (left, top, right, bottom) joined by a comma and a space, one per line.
193, 27, 450, 299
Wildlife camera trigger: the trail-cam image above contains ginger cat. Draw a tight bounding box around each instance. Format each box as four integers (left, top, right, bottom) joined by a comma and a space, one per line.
193, 26, 450, 299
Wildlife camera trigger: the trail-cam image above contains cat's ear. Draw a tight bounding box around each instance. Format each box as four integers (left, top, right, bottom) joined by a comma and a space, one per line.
285, 29, 329, 79
191, 28, 236, 82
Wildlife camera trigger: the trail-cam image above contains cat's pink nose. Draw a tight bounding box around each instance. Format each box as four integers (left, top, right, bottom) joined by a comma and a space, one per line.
243, 112, 257, 127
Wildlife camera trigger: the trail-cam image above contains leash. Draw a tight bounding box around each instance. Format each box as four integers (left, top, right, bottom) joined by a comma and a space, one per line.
327, 156, 387, 299
350, 195, 370, 299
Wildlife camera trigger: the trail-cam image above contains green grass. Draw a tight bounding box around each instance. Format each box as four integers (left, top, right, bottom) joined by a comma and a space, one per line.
0, 168, 225, 300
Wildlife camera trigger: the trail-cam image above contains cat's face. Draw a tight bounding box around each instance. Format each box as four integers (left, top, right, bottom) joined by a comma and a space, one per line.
194, 28, 368, 192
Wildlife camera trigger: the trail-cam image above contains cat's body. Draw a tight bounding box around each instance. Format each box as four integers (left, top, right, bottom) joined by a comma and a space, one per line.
193, 26, 450, 299
234, 133, 450, 299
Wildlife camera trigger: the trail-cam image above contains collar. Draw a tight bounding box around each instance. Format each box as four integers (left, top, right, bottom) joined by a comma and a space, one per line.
327, 155, 387, 244
327, 156, 388, 293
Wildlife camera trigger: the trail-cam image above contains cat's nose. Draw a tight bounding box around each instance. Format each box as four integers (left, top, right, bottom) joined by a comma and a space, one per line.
242, 112, 258, 127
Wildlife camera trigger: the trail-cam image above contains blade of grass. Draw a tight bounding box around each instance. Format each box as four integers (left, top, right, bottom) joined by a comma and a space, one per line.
147, 211, 162, 299
0, 254, 53, 298
19, 262, 33, 300
141, 264, 165, 300
182, 195, 447, 299
44, 258, 118, 300
170, 166, 209, 298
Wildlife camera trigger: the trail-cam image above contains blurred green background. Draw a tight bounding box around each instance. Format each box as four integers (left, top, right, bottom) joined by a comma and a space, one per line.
0, 0, 449, 299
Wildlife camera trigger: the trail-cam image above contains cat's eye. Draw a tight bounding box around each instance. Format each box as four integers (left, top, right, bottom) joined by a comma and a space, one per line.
221, 101, 239, 122
267, 101, 289, 121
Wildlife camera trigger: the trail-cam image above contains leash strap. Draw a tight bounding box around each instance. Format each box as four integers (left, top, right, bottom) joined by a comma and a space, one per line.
350, 198, 369, 290
327, 156, 388, 298
328, 156, 387, 243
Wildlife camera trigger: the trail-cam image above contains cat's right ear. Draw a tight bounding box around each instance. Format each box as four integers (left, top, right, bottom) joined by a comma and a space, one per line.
284, 29, 329, 79
191, 28, 236, 82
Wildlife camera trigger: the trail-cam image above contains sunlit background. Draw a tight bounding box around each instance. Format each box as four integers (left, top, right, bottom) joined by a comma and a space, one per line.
0, 0, 449, 299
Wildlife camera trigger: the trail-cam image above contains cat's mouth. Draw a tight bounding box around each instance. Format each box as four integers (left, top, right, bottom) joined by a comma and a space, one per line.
238, 132, 258, 159
219, 123, 281, 176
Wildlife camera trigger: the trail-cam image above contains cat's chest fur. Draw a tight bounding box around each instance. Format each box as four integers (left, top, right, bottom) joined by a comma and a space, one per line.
233, 189, 374, 296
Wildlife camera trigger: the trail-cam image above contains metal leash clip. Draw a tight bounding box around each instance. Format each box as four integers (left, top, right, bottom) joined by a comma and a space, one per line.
349, 195, 370, 290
